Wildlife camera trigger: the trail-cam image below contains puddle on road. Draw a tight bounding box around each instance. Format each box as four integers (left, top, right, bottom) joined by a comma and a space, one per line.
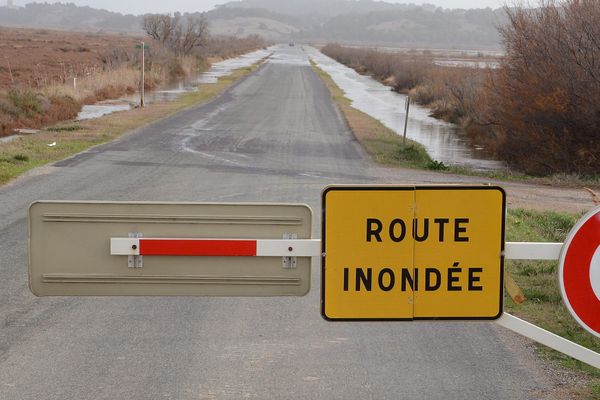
76, 48, 273, 121
195, 48, 272, 83
267, 45, 310, 66
306, 47, 505, 171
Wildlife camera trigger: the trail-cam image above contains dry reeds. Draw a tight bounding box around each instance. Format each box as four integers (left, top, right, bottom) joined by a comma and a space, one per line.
0, 33, 265, 137
43, 66, 140, 104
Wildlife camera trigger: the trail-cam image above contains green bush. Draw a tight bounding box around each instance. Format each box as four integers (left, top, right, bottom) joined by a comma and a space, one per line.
426, 160, 449, 170
47, 124, 82, 132
395, 143, 429, 163
13, 154, 29, 162
7, 89, 42, 118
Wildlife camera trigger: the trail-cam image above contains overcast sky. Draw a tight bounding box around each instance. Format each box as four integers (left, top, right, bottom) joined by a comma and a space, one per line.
11, 0, 507, 15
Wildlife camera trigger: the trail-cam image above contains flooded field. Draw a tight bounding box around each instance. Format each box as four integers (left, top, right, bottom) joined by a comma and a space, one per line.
77, 48, 273, 121
433, 59, 500, 69
307, 47, 505, 171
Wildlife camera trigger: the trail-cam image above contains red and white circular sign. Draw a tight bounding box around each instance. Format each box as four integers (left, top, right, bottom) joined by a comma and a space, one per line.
559, 206, 600, 338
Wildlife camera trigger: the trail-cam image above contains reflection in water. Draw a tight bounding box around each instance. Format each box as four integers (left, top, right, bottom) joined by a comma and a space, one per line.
307, 47, 505, 171
76, 48, 273, 121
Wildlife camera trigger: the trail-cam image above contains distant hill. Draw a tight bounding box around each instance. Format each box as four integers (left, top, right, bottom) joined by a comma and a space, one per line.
0, 1, 507, 49
0, 2, 141, 32
208, 0, 506, 48
220, 0, 407, 19
303, 8, 505, 48
201, 7, 301, 41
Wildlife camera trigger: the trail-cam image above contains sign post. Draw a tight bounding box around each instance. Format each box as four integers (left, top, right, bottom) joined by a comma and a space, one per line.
135, 42, 149, 107
403, 96, 410, 146
141, 41, 145, 107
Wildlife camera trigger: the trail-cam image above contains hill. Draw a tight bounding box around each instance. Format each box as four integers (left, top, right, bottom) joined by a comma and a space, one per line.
209, 0, 505, 48
0, 2, 141, 32
0, 1, 506, 48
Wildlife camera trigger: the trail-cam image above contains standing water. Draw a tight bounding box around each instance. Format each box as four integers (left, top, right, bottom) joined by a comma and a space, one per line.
76, 48, 273, 121
306, 47, 505, 171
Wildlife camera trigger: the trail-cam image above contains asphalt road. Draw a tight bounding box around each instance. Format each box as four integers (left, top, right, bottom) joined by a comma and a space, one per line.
0, 45, 586, 399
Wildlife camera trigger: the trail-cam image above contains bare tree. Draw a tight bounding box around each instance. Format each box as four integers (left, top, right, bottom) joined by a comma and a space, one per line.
142, 14, 209, 56
178, 16, 209, 56
143, 14, 180, 47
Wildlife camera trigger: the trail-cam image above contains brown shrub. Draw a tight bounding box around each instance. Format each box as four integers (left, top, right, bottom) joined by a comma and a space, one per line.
43, 95, 80, 123
93, 85, 127, 102
487, 0, 600, 175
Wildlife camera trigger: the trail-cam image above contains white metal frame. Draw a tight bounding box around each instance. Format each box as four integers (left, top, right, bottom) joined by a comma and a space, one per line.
504, 242, 563, 260
108, 238, 600, 369
496, 312, 600, 369
111, 240, 561, 259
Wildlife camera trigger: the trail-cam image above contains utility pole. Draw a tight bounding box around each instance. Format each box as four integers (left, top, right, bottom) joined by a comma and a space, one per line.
403, 96, 411, 146
140, 41, 145, 108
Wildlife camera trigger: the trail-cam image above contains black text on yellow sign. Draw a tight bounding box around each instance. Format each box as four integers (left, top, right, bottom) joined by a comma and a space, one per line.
321, 186, 506, 321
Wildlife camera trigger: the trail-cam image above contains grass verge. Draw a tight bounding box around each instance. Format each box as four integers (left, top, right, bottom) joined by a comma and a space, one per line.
310, 61, 436, 170
505, 208, 600, 398
0, 61, 264, 186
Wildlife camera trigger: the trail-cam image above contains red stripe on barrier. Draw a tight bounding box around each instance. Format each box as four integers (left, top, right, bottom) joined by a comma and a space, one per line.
139, 239, 257, 256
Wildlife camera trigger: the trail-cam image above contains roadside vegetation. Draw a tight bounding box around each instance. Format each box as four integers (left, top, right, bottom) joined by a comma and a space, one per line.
0, 61, 265, 186
311, 61, 438, 170
321, 0, 600, 178
0, 24, 265, 137
505, 208, 600, 397
313, 49, 600, 190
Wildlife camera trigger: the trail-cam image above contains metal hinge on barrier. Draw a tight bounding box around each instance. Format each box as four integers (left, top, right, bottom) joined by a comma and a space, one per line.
282, 233, 297, 269
128, 232, 143, 268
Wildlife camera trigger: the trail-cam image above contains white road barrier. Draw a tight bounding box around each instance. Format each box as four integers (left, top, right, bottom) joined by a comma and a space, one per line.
109, 238, 597, 369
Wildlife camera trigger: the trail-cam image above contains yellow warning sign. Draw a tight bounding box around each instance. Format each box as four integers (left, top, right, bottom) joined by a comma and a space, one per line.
321, 186, 505, 321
